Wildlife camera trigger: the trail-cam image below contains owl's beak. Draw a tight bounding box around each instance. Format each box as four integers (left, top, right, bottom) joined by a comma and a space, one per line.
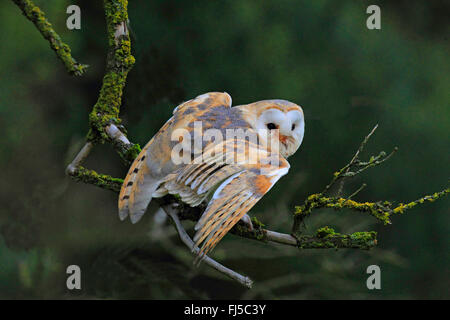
279, 134, 289, 144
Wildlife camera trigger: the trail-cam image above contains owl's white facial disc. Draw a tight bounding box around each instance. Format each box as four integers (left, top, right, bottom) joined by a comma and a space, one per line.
286, 109, 305, 149
255, 108, 304, 158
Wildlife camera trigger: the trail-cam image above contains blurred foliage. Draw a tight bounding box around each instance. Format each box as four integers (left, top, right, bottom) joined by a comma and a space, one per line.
0, 0, 448, 299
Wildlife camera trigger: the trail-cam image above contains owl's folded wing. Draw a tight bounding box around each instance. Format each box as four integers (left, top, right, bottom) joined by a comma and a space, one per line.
173, 140, 290, 260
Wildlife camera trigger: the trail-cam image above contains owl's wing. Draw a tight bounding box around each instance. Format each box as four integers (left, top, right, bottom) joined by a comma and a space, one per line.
118, 92, 233, 223
173, 139, 290, 260
172, 91, 232, 116
118, 140, 162, 222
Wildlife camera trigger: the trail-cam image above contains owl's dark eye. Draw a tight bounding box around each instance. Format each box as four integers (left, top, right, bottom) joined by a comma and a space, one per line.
267, 123, 277, 130
291, 123, 296, 131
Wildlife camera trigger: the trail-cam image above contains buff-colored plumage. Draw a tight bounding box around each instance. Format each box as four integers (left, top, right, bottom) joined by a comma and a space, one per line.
118, 92, 305, 260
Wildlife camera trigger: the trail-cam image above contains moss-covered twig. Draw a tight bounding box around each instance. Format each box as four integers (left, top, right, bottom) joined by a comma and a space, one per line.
390, 188, 449, 215
294, 194, 389, 226
12, 0, 88, 75
298, 227, 377, 250
87, 0, 135, 146
67, 166, 123, 193
293, 189, 449, 229
234, 225, 377, 250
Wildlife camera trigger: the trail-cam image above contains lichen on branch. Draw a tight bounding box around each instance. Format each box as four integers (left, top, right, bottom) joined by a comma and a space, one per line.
87, 0, 135, 145
12, 0, 88, 75
69, 166, 123, 193
294, 194, 393, 225
299, 226, 377, 250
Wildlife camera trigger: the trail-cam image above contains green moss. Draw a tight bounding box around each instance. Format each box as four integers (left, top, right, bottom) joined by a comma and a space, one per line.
172, 194, 182, 201
124, 143, 141, 161
349, 231, 377, 249
232, 223, 267, 241
295, 229, 377, 250
316, 226, 336, 238
294, 194, 392, 225
104, 0, 130, 46
251, 216, 265, 228
293, 186, 448, 243
70, 166, 123, 193
391, 188, 449, 215
350, 231, 377, 242
87, 1, 135, 143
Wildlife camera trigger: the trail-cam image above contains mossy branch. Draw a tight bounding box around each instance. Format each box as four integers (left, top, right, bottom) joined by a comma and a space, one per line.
297, 227, 377, 250
12, 0, 88, 75
87, 1, 136, 146
68, 166, 123, 193
64, 168, 379, 251
293, 189, 449, 229
291, 125, 449, 236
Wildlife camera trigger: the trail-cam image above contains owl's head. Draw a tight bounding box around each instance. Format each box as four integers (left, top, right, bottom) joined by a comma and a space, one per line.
237, 100, 305, 158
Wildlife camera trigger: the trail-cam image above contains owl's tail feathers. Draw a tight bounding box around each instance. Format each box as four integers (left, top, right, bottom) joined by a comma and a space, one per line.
118, 154, 159, 224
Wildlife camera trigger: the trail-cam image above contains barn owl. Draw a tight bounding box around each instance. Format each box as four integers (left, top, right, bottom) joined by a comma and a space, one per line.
118, 92, 304, 259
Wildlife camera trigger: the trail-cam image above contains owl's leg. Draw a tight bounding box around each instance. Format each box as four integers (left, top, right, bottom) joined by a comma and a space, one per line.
240, 214, 254, 231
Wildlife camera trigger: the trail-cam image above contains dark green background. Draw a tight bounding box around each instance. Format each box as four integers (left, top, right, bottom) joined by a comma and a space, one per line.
0, 0, 448, 299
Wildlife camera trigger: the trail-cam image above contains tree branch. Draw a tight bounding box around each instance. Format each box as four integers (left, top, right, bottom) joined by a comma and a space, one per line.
14, 0, 446, 289
86, 1, 135, 146
12, 0, 88, 75
65, 142, 93, 176
67, 166, 123, 193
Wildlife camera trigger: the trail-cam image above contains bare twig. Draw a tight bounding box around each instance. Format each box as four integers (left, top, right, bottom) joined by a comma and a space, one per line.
346, 183, 367, 201
324, 124, 398, 196
336, 124, 378, 195
65, 142, 94, 176
106, 124, 131, 146
162, 204, 253, 289
351, 124, 379, 163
